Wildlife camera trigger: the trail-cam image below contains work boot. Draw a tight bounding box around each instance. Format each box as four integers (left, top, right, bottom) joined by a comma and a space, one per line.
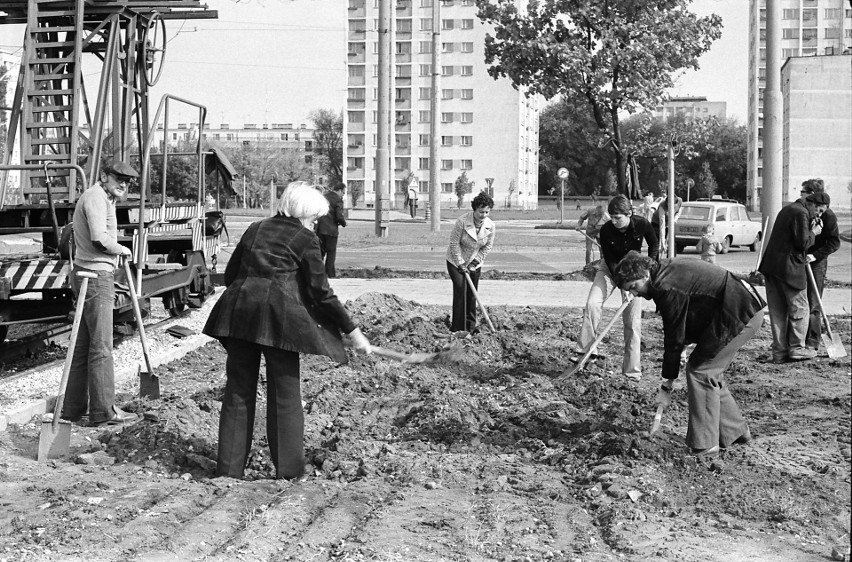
788, 348, 817, 361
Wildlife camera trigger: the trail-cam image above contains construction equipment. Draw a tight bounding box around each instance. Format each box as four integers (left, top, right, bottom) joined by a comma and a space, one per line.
462, 270, 496, 332
558, 297, 633, 380
0, 1, 233, 344
37, 270, 95, 461
806, 263, 847, 359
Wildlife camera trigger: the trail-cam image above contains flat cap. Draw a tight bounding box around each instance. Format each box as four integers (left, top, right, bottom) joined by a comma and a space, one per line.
103, 160, 138, 179
806, 192, 830, 206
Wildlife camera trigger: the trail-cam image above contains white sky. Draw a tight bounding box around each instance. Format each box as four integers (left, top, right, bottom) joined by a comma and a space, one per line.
0, 0, 747, 125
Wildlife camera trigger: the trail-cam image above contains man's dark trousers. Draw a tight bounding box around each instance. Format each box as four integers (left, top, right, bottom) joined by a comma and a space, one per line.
319, 235, 338, 278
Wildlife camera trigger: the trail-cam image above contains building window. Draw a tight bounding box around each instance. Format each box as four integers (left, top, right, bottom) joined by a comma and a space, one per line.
782, 28, 799, 39
442, 89, 454, 99
419, 110, 431, 122
846, 9, 852, 18
441, 19, 454, 30
825, 8, 841, 19
421, 0, 432, 6
349, 66, 364, 77
802, 8, 817, 24
802, 28, 818, 40
372, 64, 379, 77
419, 180, 429, 193
782, 48, 797, 58
441, 112, 454, 123
460, 89, 473, 99
396, 42, 411, 55
226, 134, 235, 141
460, 159, 472, 170
420, 18, 433, 31
304, 141, 313, 151
419, 134, 429, 145
461, 19, 474, 29
461, 0, 473, 5
760, 48, 766, 61
461, 42, 474, 53
782, 8, 799, 19
348, 111, 364, 123
420, 64, 432, 76
418, 157, 429, 169
372, 134, 377, 146
420, 41, 432, 54
460, 66, 473, 76
442, 65, 454, 76
824, 27, 841, 39
372, 42, 379, 54
846, 29, 852, 38
396, 64, 411, 77
372, 111, 378, 123
441, 135, 453, 146
460, 136, 472, 146
802, 48, 817, 56
373, 87, 379, 99
419, 87, 431, 99
348, 88, 365, 101
397, 20, 412, 33
441, 160, 453, 170
280, 133, 289, 140
442, 42, 454, 53
460, 112, 473, 123
441, 182, 453, 193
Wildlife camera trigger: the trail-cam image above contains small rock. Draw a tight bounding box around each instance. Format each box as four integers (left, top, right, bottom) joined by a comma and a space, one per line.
75, 451, 115, 466
186, 453, 216, 472
181, 473, 192, 481
425, 481, 438, 490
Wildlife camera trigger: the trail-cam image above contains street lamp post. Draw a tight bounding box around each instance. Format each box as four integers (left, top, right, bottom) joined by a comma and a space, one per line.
557, 167, 569, 224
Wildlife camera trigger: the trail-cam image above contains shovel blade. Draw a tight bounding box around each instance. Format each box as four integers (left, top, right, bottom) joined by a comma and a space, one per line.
139, 365, 161, 399
822, 333, 847, 359
38, 418, 71, 462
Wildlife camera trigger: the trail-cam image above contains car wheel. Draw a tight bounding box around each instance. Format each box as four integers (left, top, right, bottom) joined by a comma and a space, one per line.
720, 235, 732, 254
748, 233, 761, 252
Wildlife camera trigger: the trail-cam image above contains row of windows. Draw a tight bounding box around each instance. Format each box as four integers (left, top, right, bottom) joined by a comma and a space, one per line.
346, 111, 474, 124
191, 132, 308, 144
349, 0, 475, 9
782, 8, 849, 20
352, 18, 474, 33
350, 64, 474, 78
347, 157, 473, 171
348, 87, 474, 101
347, 133, 472, 146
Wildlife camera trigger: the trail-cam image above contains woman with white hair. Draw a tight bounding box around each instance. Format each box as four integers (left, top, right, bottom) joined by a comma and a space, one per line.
204, 181, 371, 480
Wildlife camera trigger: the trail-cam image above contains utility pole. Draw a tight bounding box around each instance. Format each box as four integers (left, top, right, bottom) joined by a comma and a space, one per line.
375, 0, 391, 237
762, 0, 783, 243
429, 0, 441, 231
666, 140, 676, 258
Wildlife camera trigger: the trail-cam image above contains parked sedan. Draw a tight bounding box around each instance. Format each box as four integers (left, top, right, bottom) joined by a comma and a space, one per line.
674, 199, 763, 254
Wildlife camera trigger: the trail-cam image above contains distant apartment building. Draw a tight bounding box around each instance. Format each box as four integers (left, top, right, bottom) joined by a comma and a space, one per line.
781, 55, 851, 209
652, 97, 726, 122
170, 122, 315, 157
345, 0, 540, 209
747, 0, 852, 211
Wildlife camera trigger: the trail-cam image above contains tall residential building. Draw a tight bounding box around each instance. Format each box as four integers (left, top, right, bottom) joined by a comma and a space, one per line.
747, 0, 852, 211
345, 0, 540, 210
782, 55, 851, 209
652, 97, 726, 122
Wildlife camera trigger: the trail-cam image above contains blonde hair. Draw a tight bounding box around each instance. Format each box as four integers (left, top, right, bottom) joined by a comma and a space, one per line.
277, 181, 329, 220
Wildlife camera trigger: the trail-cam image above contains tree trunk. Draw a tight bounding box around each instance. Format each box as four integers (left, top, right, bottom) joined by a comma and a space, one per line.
611, 112, 627, 196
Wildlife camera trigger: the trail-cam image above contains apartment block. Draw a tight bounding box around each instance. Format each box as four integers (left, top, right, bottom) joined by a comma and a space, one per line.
652, 96, 726, 122
747, 0, 852, 211
781, 55, 851, 209
345, 0, 540, 210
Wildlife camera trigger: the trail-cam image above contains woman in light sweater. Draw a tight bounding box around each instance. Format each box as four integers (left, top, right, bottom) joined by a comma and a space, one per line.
445, 192, 495, 334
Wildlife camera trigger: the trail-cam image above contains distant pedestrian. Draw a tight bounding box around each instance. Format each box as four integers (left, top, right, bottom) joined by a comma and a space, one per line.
574, 199, 581, 210
407, 184, 419, 218
758, 189, 828, 363
800, 179, 840, 354
695, 223, 724, 264
315, 182, 347, 278
446, 192, 495, 334
652, 195, 683, 255
204, 181, 372, 480
640, 193, 655, 222
573, 194, 659, 381
576, 204, 610, 265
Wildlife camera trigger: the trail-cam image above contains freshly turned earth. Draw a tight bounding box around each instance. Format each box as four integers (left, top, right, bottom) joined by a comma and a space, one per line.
0, 292, 849, 561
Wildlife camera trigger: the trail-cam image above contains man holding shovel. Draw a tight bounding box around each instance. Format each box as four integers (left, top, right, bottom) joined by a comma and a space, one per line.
614, 252, 764, 460
61, 161, 138, 427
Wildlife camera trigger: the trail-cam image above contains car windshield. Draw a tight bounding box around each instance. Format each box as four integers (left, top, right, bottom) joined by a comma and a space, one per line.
680, 205, 712, 220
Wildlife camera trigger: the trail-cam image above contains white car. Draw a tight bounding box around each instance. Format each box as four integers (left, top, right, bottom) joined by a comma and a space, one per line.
674, 199, 763, 254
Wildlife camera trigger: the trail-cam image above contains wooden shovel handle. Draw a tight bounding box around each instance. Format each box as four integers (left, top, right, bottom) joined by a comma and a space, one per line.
805, 262, 835, 338
463, 270, 496, 332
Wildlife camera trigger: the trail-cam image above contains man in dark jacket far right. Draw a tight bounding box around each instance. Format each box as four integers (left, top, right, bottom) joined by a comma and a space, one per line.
758, 190, 828, 363
799, 179, 840, 353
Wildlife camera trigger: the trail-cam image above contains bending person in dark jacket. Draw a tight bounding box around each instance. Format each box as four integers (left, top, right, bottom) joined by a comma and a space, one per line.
615, 252, 765, 459
204, 181, 371, 480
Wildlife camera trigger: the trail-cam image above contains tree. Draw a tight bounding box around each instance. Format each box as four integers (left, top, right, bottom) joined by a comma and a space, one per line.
309, 108, 343, 187
695, 161, 718, 199
477, 0, 722, 195
216, 140, 312, 208
454, 171, 474, 209
538, 94, 613, 196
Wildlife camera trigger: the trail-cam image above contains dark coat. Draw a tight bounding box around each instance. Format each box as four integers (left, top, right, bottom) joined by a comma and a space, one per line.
649, 258, 766, 380
315, 190, 347, 237
600, 216, 659, 274
203, 214, 355, 363
808, 207, 840, 263
758, 198, 815, 290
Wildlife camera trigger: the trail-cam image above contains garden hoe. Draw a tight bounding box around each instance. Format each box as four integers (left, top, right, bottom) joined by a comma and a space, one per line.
806, 263, 847, 359
463, 270, 496, 332
122, 259, 158, 398
557, 296, 633, 381
38, 271, 96, 462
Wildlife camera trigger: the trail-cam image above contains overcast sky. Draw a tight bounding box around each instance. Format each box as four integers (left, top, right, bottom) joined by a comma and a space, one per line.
1, 0, 748, 126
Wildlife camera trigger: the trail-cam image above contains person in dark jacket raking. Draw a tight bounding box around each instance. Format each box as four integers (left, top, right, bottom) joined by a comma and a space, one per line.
204, 181, 371, 480
615, 252, 765, 461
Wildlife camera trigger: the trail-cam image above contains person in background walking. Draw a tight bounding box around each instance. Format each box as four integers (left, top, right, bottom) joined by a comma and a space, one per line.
573, 194, 658, 381
758, 189, 828, 363
577, 204, 610, 265
407, 183, 419, 218
640, 193, 656, 222
695, 223, 724, 264
315, 182, 347, 278
204, 181, 372, 480
799, 179, 839, 354
446, 192, 496, 334
615, 252, 763, 461
61, 161, 137, 427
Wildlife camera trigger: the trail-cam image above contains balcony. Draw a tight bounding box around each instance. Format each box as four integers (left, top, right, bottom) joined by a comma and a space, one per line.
348, 51, 366, 63
394, 97, 411, 109
394, 120, 411, 132
347, 99, 366, 109
348, 75, 366, 87
348, 121, 365, 133
395, 52, 411, 64
347, 143, 365, 155
349, 28, 366, 41
348, 5, 366, 17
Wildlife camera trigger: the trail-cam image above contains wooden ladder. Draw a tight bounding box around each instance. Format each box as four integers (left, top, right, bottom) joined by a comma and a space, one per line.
19, 0, 84, 204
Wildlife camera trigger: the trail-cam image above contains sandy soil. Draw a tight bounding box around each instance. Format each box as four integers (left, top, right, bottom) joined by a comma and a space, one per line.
0, 293, 850, 562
